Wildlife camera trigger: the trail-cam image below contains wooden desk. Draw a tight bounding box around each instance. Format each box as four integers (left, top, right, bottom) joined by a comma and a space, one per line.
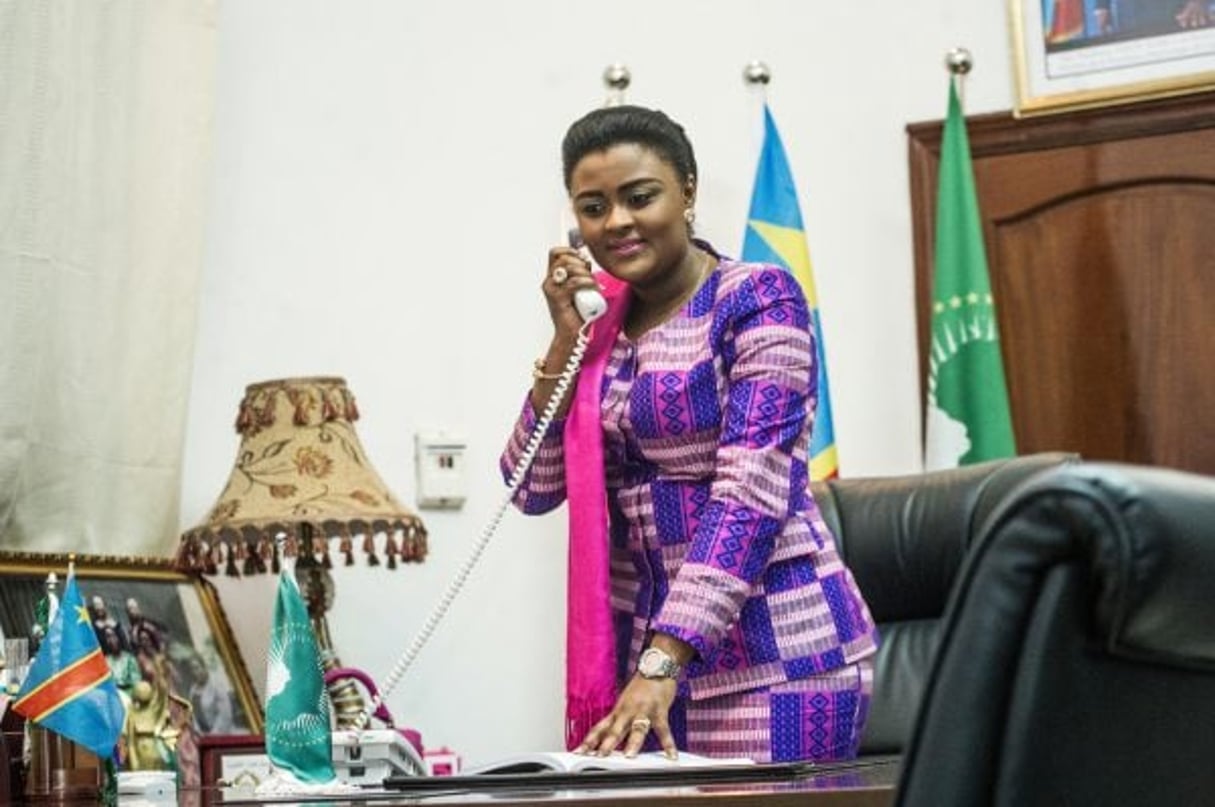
421, 758, 896, 806
206, 756, 899, 807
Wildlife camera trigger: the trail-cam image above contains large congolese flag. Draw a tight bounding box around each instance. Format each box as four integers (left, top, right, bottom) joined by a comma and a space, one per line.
742, 105, 838, 479
13, 570, 126, 758
924, 81, 1016, 470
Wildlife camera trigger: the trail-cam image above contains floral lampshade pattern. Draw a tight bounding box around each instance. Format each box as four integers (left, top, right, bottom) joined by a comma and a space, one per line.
177, 377, 426, 575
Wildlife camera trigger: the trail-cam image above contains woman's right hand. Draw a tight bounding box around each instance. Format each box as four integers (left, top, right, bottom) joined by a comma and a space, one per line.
531, 245, 596, 414
544, 246, 595, 337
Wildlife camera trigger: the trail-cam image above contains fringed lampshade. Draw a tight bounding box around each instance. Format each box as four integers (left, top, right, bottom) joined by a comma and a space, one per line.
177, 376, 426, 729
177, 376, 427, 575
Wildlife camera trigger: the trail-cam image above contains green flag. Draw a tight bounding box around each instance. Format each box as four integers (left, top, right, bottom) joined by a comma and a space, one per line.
264, 567, 335, 784
924, 81, 1016, 470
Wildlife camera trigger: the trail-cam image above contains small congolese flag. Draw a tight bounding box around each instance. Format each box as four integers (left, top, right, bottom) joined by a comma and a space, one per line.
13, 569, 126, 758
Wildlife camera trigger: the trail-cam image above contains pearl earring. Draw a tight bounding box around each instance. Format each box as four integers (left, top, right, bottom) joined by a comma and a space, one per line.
684, 208, 696, 225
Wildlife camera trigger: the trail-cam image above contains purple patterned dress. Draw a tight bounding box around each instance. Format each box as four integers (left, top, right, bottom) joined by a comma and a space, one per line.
502, 250, 878, 762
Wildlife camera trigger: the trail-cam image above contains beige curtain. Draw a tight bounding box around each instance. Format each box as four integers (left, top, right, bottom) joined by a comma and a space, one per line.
0, 1, 216, 556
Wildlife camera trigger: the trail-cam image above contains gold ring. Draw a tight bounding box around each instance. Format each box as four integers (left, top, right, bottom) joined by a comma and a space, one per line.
552, 266, 569, 285
630, 717, 652, 733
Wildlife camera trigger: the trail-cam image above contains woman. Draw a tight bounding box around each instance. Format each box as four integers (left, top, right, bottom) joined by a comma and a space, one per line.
500, 105, 877, 763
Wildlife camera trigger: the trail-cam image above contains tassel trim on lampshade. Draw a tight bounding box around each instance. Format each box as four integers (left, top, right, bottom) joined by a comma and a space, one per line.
177, 377, 427, 576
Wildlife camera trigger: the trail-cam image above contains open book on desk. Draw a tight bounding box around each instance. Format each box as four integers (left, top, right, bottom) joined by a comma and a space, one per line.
463, 750, 755, 776
382, 753, 834, 794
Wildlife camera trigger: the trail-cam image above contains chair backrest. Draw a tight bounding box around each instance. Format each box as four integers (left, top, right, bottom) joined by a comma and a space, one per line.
811, 452, 1077, 754
897, 462, 1215, 806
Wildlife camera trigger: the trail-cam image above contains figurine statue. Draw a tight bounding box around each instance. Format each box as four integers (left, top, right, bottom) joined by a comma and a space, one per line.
122, 679, 193, 771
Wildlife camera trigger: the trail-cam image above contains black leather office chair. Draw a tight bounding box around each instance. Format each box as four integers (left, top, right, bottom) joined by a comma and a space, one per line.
897, 462, 1215, 806
812, 452, 1077, 755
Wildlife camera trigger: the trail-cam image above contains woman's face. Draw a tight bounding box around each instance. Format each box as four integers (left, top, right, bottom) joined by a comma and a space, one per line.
569, 143, 692, 290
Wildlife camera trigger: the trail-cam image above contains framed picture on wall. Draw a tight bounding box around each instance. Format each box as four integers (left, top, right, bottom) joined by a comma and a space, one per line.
1009, 0, 1215, 115
0, 551, 262, 785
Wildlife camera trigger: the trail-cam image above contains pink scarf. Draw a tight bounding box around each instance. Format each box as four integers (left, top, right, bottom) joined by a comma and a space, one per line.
563, 273, 630, 749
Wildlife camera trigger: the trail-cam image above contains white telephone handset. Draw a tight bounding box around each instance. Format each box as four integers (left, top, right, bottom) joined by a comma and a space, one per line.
568, 228, 607, 323
575, 287, 607, 323
347, 232, 607, 757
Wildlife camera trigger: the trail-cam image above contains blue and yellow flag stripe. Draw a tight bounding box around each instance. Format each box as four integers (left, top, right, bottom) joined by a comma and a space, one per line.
742, 105, 838, 479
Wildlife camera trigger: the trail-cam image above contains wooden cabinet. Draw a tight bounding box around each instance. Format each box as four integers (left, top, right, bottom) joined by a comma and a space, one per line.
908, 91, 1215, 473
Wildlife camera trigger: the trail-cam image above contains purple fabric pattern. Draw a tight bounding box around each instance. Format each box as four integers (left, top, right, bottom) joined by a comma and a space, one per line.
502, 251, 878, 760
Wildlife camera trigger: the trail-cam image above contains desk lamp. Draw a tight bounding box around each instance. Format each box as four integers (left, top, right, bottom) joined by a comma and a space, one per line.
177, 376, 426, 728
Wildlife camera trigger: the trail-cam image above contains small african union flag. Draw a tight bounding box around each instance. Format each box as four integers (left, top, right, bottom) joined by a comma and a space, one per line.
264, 566, 336, 784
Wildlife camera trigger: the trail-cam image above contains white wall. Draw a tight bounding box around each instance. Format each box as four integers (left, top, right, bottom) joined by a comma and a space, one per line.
181, 0, 1015, 768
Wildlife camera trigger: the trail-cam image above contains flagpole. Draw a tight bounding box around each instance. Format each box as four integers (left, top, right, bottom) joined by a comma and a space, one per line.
603, 63, 630, 107
924, 46, 1017, 469
944, 47, 973, 109
741, 60, 770, 255
739, 65, 841, 479
742, 60, 770, 157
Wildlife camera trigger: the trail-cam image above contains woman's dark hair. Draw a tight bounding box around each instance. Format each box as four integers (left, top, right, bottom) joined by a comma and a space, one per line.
561, 105, 698, 191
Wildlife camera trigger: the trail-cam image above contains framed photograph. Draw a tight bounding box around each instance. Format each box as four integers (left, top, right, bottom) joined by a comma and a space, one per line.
1009, 0, 1215, 115
0, 551, 262, 784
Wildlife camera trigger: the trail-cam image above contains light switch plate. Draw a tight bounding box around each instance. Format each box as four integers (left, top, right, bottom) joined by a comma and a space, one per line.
414, 431, 467, 510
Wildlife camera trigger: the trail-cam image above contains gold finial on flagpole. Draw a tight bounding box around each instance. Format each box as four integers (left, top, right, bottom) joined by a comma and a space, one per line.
603, 63, 630, 106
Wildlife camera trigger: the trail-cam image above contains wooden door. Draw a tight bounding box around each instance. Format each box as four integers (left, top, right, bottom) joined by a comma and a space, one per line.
908, 91, 1215, 474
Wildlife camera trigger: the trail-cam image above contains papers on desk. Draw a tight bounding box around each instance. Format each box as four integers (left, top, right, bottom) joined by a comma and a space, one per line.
116, 770, 176, 805
382, 756, 827, 796
463, 750, 755, 776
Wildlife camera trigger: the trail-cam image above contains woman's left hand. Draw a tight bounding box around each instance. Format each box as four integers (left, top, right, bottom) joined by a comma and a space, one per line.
575, 676, 679, 759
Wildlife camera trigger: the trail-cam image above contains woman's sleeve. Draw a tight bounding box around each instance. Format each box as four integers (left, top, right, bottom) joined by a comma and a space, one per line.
652, 268, 816, 655
499, 393, 569, 514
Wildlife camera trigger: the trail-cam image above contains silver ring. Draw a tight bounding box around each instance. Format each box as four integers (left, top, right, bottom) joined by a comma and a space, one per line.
552, 266, 569, 285
630, 718, 652, 733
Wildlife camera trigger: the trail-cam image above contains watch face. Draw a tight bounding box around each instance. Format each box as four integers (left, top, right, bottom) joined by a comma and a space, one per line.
639, 647, 675, 678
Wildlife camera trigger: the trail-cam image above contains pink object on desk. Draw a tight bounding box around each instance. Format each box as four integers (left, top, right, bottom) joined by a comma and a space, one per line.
324, 667, 423, 756
424, 746, 461, 776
